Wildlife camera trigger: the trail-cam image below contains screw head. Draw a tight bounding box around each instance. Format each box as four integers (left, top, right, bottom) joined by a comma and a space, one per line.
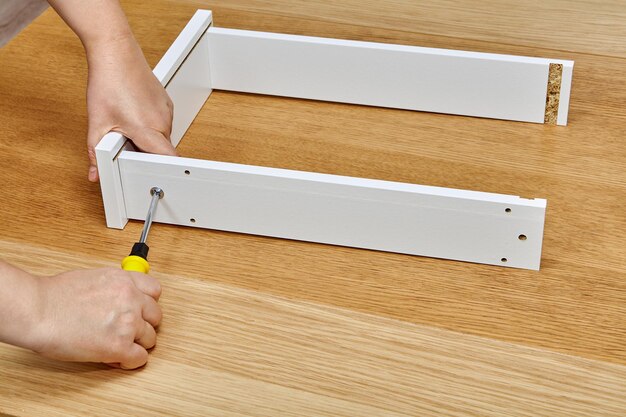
150, 187, 164, 199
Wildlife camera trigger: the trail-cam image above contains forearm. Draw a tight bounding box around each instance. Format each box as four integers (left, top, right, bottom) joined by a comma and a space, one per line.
47, 0, 135, 56
0, 261, 41, 351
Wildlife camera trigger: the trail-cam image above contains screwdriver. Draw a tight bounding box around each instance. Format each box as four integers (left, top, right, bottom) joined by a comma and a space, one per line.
121, 187, 164, 274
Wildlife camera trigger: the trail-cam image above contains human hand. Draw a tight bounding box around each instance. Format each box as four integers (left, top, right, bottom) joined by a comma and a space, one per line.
85, 36, 177, 182
28, 267, 162, 369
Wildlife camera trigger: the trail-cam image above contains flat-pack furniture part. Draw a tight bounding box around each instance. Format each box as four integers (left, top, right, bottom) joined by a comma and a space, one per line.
96, 10, 573, 270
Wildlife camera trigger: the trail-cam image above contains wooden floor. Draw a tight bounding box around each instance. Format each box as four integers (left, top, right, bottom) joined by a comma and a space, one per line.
1, 1, 625, 415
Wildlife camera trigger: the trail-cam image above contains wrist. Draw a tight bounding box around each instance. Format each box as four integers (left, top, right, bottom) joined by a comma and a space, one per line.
85, 32, 143, 64
21, 275, 51, 353
0, 263, 45, 351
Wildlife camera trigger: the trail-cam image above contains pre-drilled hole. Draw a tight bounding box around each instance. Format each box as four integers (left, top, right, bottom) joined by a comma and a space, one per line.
184, 170, 190, 175
505, 208, 512, 213
518, 234, 527, 241
501, 258, 508, 263
190, 218, 196, 223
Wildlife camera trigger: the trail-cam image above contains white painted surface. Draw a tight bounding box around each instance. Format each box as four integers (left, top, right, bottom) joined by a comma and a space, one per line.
153, 10, 213, 87
207, 27, 574, 125
557, 63, 574, 125
95, 132, 129, 228
165, 31, 213, 147
95, 10, 212, 228
118, 152, 546, 270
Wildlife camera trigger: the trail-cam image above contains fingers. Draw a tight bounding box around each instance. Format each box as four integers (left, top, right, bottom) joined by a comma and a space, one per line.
128, 272, 162, 300
115, 272, 161, 369
142, 294, 162, 328
129, 272, 162, 325
85, 128, 176, 182
165, 97, 174, 137
86, 128, 105, 183
135, 321, 157, 350
127, 128, 178, 157
85, 124, 176, 183
87, 145, 99, 182
114, 313, 157, 370
119, 343, 149, 370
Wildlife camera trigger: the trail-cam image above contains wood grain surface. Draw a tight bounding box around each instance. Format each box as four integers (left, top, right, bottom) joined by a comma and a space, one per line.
1, 1, 625, 415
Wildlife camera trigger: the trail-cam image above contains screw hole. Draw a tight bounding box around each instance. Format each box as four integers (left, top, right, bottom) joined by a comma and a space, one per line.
190, 218, 196, 223
505, 208, 512, 213
501, 258, 508, 263
184, 170, 190, 175
518, 234, 527, 241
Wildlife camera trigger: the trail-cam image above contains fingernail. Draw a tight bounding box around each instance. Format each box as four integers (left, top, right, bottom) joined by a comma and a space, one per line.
88, 166, 97, 182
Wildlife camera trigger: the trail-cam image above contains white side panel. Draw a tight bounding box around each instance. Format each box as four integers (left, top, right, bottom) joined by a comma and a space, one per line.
153, 10, 213, 86
165, 31, 213, 147
557, 62, 574, 126
95, 132, 128, 229
207, 27, 573, 124
118, 152, 546, 270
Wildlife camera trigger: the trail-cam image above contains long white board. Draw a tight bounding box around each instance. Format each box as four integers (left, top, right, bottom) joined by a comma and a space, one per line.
118, 151, 546, 270
207, 27, 573, 125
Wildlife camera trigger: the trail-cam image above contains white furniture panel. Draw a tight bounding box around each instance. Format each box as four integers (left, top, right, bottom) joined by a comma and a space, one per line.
207, 27, 573, 125
119, 152, 546, 270
165, 31, 213, 147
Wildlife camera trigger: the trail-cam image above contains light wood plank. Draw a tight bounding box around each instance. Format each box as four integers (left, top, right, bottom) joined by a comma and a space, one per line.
1, 2, 626, 415
0, 2, 624, 365
2, 240, 626, 417
175, 0, 626, 59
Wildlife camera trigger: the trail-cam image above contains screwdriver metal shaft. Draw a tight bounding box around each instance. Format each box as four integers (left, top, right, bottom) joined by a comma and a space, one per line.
121, 187, 164, 274
139, 187, 164, 244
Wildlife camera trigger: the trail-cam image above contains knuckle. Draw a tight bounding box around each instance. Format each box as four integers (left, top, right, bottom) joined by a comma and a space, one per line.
110, 338, 130, 358
110, 278, 139, 304
121, 310, 139, 326
118, 284, 138, 303
153, 280, 162, 298
102, 267, 128, 282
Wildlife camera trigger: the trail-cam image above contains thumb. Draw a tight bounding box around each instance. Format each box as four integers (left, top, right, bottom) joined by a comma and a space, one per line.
126, 127, 178, 157
87, 128, 107, 183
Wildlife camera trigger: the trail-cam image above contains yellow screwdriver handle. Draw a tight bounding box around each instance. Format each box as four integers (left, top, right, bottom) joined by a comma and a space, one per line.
123, 187, 163, 274
121, 255, 150, 274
